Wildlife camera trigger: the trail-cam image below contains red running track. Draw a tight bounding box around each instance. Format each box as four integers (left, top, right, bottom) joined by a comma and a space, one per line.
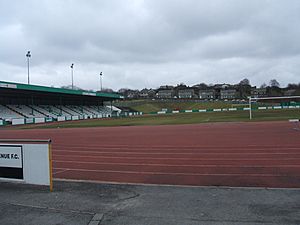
1, 121, 300, 188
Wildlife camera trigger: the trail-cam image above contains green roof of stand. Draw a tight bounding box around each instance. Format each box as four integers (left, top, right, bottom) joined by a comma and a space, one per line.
0, 81, 123, 99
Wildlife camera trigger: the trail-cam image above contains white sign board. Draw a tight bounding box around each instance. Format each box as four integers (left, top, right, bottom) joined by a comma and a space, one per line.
72, 115, 79, 120
0, 143, 52, 190
34, 118, 45, 124
0, 146, 22, 168
23, 144, 50, 186
57, 116, 66, 121
12, 118, 25, 125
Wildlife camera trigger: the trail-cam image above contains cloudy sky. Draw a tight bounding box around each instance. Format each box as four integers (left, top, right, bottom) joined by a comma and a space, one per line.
0, 0, 300, 91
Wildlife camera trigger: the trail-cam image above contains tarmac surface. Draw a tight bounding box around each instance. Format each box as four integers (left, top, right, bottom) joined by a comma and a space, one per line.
0, 180, 300, 225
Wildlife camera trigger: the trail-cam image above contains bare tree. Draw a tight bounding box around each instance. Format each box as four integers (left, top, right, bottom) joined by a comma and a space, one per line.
239, 78, 250, 86
269, 79, 280, 87
260, 83, 267, 88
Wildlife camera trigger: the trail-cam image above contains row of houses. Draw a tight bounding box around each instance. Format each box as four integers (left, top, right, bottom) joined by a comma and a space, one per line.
119, 83, 299, 100
155, 88, 265, 100
120, 84, 268, 100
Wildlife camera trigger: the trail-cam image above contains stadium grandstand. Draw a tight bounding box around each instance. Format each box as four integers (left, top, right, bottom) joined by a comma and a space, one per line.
0, 81, 124, 125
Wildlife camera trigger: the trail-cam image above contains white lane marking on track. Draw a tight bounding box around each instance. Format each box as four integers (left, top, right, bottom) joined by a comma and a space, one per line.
52, 150, 300, 155
52, 169, 69, 175
52, 160, 300, 168
53, 167, 300, 177
52, 155, 300, 160
53, 145, 300, 150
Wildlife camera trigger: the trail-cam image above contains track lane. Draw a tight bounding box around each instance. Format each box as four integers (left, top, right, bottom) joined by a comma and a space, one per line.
53, 161, 300, 176
54, 169, 300, 188
1, 121, 300, 187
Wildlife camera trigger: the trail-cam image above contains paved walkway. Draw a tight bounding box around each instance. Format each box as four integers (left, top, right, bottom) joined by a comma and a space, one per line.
0, 181, 300, 225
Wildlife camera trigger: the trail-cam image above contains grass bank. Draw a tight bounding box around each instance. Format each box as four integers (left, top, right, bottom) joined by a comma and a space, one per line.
24, 108, 300, 129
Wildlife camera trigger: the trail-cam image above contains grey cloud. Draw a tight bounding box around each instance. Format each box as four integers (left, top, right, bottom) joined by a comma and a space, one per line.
0, 0, 300, 90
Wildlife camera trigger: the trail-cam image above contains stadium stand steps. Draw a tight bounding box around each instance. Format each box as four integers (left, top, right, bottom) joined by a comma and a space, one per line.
64, 105, 83, 116
89, 106, 105, 115
72, 105, 94, 116
54, 105, 73, 116
0, 104, 119, 124
70, 105, 84, 115
27, 105, 48, 117
9, 105, 46, 118
82, 106, 96, 115
0, 105, 22, 120
5, 105, 28, 118
43, 105, 63, 117
29, 105, 56, 118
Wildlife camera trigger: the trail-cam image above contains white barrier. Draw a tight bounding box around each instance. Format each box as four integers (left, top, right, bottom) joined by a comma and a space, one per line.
0, 120, 3, 126
57, 116, 66, 122
45, 117, 53, 123
66, 116, 72, 121
25, 118, 34, 124
34, 117, 45, 124
273, 106, 282, 109
0, 139, 52, 191
229, 108, 237, 111
172, 110, 180, 114
258, 107, 267, 110
199, 109, 206, 112
72, 115, 79, 120
157, 111, 166, 114
12, 118, 25, 125
213, 109, 222, 112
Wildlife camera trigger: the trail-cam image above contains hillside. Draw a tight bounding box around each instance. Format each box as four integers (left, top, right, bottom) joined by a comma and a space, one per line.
114, 100, 247, 113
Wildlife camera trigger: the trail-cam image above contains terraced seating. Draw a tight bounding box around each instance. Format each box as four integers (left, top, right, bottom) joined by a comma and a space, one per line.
9, 105, 44, 118
30, 105, 58, 118
0, 104, 120, 122
0, 105, 23, 121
